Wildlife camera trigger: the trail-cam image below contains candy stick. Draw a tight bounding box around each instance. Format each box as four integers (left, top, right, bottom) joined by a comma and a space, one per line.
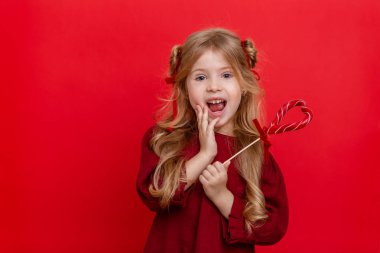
223, 137, 261, 166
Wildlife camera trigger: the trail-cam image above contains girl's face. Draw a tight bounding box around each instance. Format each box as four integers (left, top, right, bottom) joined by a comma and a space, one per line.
186, 49, 243, 136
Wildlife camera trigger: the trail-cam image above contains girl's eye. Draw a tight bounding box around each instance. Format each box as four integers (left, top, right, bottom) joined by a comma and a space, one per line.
195, 75, 206, 81
222, 72, 233, 78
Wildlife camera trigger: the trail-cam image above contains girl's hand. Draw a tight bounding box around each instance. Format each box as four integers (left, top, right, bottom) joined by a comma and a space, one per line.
196, 105, 219, 163
199, 161, 231, 201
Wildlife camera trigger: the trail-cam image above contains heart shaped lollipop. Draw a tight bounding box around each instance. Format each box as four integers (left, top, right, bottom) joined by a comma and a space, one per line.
223, 99, 313, 165
266, 99, 313, 135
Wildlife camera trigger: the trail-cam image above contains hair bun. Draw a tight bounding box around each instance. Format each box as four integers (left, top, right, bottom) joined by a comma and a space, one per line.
169, 45, 182, 77
242, 39, 257, 68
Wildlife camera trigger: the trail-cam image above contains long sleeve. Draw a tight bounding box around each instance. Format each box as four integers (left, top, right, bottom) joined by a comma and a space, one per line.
136, 127, 191, 212
221, 152, 289, 245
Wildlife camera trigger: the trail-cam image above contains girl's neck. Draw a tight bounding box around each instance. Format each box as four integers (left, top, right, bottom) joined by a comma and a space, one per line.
214, 127, 235, 137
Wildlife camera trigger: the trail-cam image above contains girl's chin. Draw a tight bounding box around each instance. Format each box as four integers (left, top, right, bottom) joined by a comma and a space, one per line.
207, 115, 223, 123
214, 123, 234, 136
214, 119, 229, 129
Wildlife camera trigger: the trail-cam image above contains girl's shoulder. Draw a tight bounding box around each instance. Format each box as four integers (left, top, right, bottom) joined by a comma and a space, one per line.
143, 125, 156, 138
261, 151, 286, 186
141, 125, 161, 152
142, 125, 165, 142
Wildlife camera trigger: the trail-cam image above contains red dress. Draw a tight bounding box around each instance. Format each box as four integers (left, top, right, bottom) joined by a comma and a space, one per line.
136, 127, 288, 253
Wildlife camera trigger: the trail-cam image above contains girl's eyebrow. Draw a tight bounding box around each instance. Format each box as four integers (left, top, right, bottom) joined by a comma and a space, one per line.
190, 66, 232, 74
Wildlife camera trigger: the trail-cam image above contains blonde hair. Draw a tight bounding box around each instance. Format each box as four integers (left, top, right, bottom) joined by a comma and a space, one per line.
149, 28, 267, 232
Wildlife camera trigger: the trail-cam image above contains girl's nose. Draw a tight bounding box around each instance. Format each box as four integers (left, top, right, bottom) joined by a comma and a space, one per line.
206, 77, 221, 92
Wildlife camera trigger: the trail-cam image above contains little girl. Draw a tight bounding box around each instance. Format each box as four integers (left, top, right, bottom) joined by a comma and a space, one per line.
136, 28, 288, 253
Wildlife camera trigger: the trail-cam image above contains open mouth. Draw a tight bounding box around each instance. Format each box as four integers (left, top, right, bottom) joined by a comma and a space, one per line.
207, 99, 226, 112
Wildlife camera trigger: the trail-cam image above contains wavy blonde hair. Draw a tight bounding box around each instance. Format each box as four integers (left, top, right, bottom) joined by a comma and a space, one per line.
149, 28, 267, 232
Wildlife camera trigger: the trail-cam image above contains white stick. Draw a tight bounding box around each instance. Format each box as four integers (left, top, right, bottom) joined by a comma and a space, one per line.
223, 137, 261, 166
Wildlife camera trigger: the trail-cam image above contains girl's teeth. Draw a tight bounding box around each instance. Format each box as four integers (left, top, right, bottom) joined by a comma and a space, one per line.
207, 100, 226, 112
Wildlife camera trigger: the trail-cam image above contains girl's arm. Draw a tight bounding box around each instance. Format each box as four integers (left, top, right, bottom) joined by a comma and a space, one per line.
184, 105, 219, 190
221, 153, 289, 245
137, 106, 219, 210
199, 161, 234, 218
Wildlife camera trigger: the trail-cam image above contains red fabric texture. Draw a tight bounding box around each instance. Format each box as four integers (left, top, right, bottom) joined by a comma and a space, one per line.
136, 127, 288, 252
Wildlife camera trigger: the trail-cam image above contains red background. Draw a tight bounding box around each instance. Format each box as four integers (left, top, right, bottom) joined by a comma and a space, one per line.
1, 0, 379, 252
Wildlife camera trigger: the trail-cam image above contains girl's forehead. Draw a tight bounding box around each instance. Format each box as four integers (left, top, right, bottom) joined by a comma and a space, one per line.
190, 49, 231, 70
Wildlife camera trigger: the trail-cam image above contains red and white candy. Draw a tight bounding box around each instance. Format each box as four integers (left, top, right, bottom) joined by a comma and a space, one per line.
266, 99, 313, 135
223, 99, 313, 165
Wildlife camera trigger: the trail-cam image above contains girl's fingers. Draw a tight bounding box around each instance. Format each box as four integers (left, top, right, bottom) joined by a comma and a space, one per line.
196, 105, 202, 129
201, 106, 208, 131
212, 161, 223, 173
206, 165, 218, 177
196, 105, 219, 134
202, 169, 213, 180
207, 117, 220, 133
199, 175, 208, 185
224, 161, 231, 170
214, 161, 229, 172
